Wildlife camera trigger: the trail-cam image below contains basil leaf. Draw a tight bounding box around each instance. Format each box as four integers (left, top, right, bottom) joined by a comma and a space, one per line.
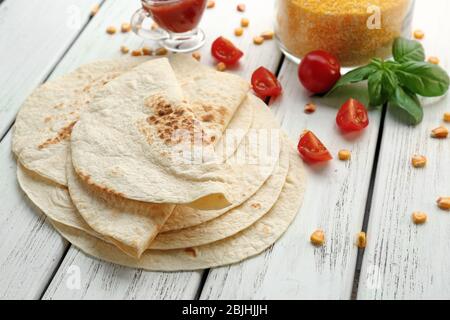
389, 86, 423, 125
393, 37, 426, 63
327, 64, 378, 95
381, 68, 398, 97
396, 61, 450, 97
368, 71, 384, 106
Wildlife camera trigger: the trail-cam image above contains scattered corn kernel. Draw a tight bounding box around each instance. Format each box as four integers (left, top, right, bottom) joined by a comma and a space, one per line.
155, 47, 168, 56
237, 4, 246, 12
131, 49, 143, 56
411, 155, 427, 168
304, 102, 316, 114
412, 212, 427, 225
216, 62, 227, 72
338, 149, 351, 161
310, 230, 325, 246
261, 30, 274, 40
142, 46, 153, 56
428, 56, 440, 65
241, 18, 249, 28
437, 197, 450, 210
356, 232, 366, 248
207, 0, 215, 9
253, 36, 264, 45
234, 27, 244, 37
192, 52, 201, 61
431, 126, 449, 139
413, 29, 425, 40
120, 45, 129, 54
444, 112, 450, 123
90, 4, 100, 17
151, 22, 159, 30
106, 26, 117, 35
121, 22, 131, 33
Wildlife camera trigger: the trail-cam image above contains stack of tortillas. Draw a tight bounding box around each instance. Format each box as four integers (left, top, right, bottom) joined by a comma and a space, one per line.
12, 55, 306, 271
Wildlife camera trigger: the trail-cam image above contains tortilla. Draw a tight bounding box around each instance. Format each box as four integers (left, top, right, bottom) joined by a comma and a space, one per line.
161, 96, 281, 232
150, 135, 290, 249
50, 145, 306, 271
70, 58, 257, 209
12, 57, 148, 186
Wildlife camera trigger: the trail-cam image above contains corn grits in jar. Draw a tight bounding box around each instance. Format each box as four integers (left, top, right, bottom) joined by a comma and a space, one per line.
275, 0, 414, 66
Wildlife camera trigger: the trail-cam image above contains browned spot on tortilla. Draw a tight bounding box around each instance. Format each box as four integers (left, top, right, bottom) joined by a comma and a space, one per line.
184, 247, 197, 257
53, 103, 64, 109
44, 116, 52, 123
201, 114, 214, 122
76, 169, 125, 198
38, 120, 77, 149
251, 203, 262, 209
263, 226, 271, 234
202, 105, 213, 112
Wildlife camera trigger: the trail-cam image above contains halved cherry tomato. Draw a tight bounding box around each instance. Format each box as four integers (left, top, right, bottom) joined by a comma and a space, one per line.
297, 130, 333, 163
336, 98, 369, 132
251, 67, 282, 98
211, 36, 243, 65
298, 50, 341, 94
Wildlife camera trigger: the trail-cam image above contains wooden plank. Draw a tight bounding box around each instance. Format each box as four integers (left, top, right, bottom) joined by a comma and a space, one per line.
0, 132, 68, 299
357, 0, 450, 300
0, 0, 99, 140
42, 0, 283, 299
201, 59, 382, 299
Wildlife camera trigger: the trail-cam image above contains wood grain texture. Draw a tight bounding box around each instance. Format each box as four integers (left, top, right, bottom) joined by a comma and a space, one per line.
201, 60, 382, 299
357, 0, 450, 300
0, 132, 68, 299
41, 0, 283, 299
0, 0, 99, 140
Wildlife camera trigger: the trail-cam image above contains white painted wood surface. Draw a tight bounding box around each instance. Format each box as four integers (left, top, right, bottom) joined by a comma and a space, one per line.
38, 0, 283, 299
358, 0, 450, 300
201, 60, 381, 299
0, 0, 98, 139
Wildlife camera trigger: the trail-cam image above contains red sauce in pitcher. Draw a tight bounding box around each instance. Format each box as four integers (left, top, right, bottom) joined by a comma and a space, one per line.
144, 0, 207, 33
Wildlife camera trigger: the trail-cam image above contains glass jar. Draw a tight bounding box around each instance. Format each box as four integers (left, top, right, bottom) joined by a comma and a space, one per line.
275, 0, 415, 66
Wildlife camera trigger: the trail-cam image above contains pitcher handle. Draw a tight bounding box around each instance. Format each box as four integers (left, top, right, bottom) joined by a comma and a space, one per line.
131, 8, 169, 41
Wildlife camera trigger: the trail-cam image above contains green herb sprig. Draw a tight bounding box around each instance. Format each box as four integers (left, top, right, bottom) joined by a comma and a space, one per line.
328, 37, 450, 125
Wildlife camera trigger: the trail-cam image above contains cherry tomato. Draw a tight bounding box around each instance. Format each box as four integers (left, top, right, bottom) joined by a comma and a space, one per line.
211, 36, 243, 65
251, 67, 282, 98
298, 50, 341, 94
297, 130, 333, 163
336, 98, 369, 132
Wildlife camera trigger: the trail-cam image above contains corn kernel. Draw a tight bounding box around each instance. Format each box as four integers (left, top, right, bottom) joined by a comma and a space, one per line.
338, 149, 351, 161
207, 0, 215, 9
428, 56, 440, 65
234, 27, 244, 37
411, 155, 427, 168
106, 26, 117, 35
310, 230, 325, 246
192, 52, 201, 61
155, 47, 168, 56
437, 197, 450, 210
131, 49, 142, 56
241, 18, 250, 28
261, 30, 274, 40
356, 232, 366, 248
444, 113, 450, 123
216, 62, 226, 72
151, 22, 159, 30
304, 102, 316, 114
237, 4, 246, 12
142, 46, 153, 56
121, 22, 131, 33
412, 212, 427, 225
253, 36, 264, 45
413, 29, 425, 40
120, 45, 129, 54
90, 4, 100, 17
431, 126, 449, 139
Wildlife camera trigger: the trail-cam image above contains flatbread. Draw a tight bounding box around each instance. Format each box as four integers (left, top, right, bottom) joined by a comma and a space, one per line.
12, 57, 148, 186
70, 58, 261, 209
50, 145, 306, 271
150, 135, 290, 249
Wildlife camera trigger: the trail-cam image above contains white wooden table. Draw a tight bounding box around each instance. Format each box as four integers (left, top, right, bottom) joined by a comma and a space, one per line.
1, 0, 449, 300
